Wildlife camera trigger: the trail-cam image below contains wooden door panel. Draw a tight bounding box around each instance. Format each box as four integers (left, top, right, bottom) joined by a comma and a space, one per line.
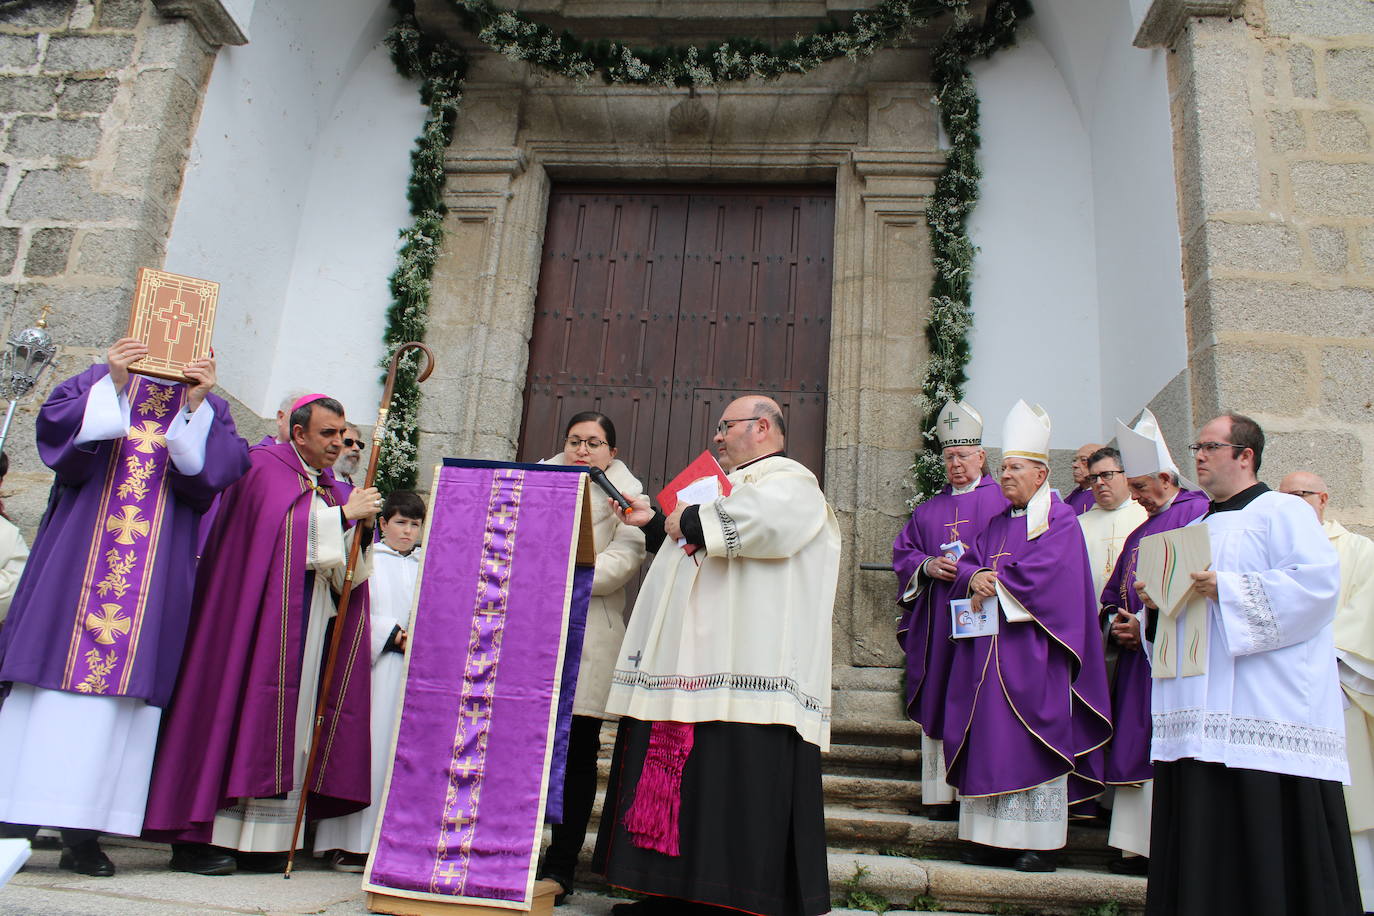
521, 185, 833, 503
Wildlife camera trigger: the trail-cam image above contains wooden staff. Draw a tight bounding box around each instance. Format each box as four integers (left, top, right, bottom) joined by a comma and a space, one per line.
284, 341, 435, 877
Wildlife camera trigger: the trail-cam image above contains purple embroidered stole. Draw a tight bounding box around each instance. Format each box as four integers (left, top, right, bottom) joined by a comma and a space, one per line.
62, 376, 184, 696
364, 460, 593, 905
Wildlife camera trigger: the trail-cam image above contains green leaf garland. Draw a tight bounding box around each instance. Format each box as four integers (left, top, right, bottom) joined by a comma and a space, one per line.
380, 0, 1028, 499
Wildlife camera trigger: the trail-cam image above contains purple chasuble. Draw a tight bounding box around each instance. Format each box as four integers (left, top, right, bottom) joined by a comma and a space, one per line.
1065, 486, 1095, 516
143, 441, 373, 841
0, 365, 248, 706
1099, 488, 1209, 785
945, 495, 1112, 806
364, 460, 592, 906
892, 476, 1008, 739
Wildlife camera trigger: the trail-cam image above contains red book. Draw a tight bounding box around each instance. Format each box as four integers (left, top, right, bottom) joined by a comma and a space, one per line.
657, 451, 732, 555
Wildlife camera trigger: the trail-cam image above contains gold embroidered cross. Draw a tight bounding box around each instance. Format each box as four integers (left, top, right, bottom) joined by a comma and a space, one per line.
126, 420, 167, 454
943, 506, 970, 541
469, 653, 493, 674
461, 704, 486, 728
106, 505, 151, 544
475, 602, 504, 621
86, 603, 131, 644
988, 549, 1013, 572
435, 860, 465, 881
445, 810, 475, 831
453, 759, 481, 779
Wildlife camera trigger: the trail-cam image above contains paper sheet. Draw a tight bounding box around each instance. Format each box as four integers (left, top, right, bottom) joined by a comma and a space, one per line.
1136, 524, 1212, 678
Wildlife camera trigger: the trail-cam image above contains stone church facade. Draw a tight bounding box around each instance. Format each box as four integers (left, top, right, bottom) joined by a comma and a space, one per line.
1, 0, 1372, 732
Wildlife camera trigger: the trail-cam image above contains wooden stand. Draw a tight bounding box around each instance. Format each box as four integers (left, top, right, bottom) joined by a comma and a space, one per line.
366, 880, 559, 916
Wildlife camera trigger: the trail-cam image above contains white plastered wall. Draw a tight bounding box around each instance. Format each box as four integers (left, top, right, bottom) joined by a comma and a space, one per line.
964, 0, 1187, 450
163, 0, 426, 420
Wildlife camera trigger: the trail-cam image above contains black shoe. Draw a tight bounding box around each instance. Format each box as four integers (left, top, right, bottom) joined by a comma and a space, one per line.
1012, 849, 1058, 872
168, 842, 237, 876
925, 802, 959, 821
233, 850, 288, 873
959, 843, 1017, 867
59, 839, 114, 877
536, 870, 573, 905
1108, 854, 1148, 876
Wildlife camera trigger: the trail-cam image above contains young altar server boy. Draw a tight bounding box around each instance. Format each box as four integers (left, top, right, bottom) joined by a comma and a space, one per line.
314, 490, 426, 871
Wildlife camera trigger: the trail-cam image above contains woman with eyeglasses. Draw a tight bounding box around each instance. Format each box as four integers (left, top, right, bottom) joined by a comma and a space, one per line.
538, 411, 646, 904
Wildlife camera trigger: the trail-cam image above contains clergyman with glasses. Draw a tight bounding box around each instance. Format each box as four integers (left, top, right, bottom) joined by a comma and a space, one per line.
1077, 445, 1147, 601
1139, 412, 1359, 915
594, 395, 840, 916
891, 401, 1008, 822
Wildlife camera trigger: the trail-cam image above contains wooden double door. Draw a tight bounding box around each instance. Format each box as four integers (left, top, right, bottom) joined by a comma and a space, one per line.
518, 185, 835, 499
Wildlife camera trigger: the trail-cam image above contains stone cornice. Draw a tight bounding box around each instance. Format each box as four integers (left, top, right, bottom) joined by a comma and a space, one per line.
152, 0, 249, 46
1134, 0, 1245, 49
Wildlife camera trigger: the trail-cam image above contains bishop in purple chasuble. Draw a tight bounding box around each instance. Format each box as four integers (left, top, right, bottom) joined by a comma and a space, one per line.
945, 496, 1113, 809
143, 441, 373, 841
364, 459, 593, 907
0, 364, 248, 835
893, 476, 1008, 739
1100, 488, 1210, 786
0, 365, 248, 704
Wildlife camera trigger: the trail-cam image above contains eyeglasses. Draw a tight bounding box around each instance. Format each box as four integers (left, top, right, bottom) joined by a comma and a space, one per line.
716, 417, 760, 436
1086, 470, 1123, 484
943, 450, 981, 464
342, 437, 367, 449
1187, 441, 1246, 456
565, 437, 608, 450
1282, 490, 1325, 499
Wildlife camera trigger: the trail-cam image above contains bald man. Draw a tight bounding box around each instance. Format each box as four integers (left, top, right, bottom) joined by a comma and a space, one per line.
1064, 443, 1104, 516
1281, 471, 1374, 913
595, 396, 840, 916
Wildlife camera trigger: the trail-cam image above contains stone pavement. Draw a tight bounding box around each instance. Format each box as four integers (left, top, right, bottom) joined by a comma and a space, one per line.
0, 839, 1001, 916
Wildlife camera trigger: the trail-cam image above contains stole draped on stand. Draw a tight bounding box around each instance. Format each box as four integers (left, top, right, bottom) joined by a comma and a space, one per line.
364, 459, 594, 909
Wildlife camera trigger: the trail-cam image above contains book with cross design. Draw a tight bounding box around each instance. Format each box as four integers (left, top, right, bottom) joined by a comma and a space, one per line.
126, 267, 219, 384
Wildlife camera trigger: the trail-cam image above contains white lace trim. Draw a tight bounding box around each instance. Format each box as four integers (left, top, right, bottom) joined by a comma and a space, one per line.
1237, 572, 1282, 653
1152, 708, 1345, 763
964, 780, 1066, 824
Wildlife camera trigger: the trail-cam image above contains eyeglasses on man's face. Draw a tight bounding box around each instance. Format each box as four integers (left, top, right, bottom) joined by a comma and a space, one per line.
715, 417, 760, 437
1282, 489, 1325, 500
1086, 469, 1123, 484
566, 437, 608, 451
1187, 441, 1245, 456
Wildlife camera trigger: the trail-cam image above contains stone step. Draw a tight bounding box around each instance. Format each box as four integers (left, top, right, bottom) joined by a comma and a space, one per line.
564, 841, 1143, 916
822, 773, 922, 811
822, 742, 920, 779
824, 805, 1119, 868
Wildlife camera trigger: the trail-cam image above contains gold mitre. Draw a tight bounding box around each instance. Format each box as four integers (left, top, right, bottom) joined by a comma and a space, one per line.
1115, 408, 1180, 479
1001, 399, 1051, 465
935, 401, 984, 448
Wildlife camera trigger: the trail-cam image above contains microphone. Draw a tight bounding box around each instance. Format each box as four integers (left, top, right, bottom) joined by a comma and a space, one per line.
588, 466, 633, 511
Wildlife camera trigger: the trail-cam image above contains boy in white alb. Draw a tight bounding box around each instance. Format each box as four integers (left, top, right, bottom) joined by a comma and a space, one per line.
314, 491, 426, 871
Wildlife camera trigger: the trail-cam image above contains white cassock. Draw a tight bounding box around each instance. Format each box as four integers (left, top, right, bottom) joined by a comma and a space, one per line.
1152, 491, 1346, 781
0, 375, 211, 836
1328, 519, 1374, 911
0, 517, 29, 622
210, 453, 371, 852
313, 541, 421, 856
1079, 499, 1147, 600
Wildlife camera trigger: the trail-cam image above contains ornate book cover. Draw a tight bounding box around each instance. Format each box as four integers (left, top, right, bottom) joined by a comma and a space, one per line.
127, 268, 218, 383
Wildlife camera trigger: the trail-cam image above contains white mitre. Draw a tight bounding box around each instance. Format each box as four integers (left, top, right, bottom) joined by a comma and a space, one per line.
1116, 408, 1180, 479
935, 400, 984, 448
1001, 399, 1053, 539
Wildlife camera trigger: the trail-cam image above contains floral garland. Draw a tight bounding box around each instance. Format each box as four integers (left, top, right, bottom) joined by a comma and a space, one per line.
378, 0, 1028, 497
